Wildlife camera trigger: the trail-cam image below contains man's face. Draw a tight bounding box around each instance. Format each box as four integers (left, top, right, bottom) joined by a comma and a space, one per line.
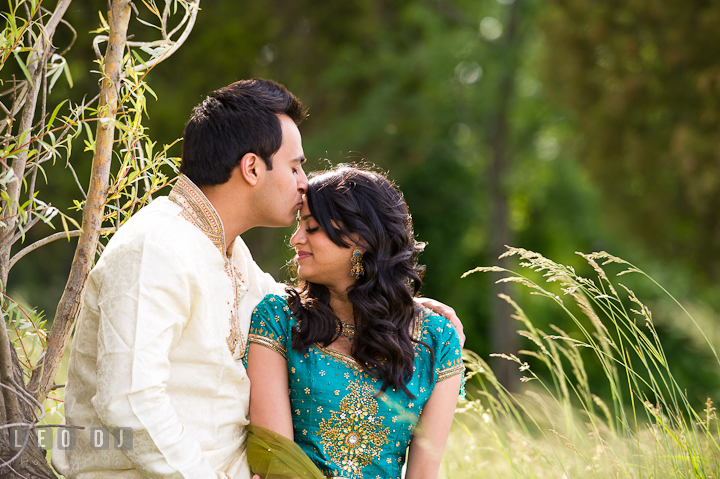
257, 115, 308, 227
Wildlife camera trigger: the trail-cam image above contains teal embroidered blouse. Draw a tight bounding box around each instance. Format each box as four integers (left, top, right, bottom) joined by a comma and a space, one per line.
247, 294, 464, 479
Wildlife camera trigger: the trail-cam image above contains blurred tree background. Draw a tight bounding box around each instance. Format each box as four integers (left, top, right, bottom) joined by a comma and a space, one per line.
8, 0, 720, 402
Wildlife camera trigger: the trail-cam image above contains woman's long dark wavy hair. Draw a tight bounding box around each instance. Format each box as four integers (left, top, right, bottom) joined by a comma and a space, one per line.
286, 165, 427, 398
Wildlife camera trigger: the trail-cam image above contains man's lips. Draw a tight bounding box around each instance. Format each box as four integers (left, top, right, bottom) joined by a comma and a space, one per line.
295, 251, 312, 261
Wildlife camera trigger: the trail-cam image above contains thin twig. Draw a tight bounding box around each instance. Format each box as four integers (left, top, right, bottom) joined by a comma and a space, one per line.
0, 440, 27, 470
53, 10, 78, 55
29, 37, 51, 203
9, 378, 44, 422
7, 464, 33, 479
167, 4, 191, 39
162, 1, 170, 40
0, 215, 42, 256
67, 161, 88, 199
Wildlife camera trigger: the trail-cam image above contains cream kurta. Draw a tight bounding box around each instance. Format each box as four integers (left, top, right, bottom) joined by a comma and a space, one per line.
52, 175, 283, 479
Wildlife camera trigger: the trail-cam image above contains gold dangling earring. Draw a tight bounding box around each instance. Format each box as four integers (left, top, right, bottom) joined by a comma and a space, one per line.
350, 247, 365, 279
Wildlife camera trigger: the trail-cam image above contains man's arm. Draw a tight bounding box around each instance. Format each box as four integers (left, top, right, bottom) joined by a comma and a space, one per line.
93, 239, 223, 479
415, 297, 465, 346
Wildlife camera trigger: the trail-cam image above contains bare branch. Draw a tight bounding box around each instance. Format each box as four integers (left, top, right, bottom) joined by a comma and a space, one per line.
162, 1, 171, 40
45, 7, 78, 56
92, 35, 108, 60
7, 463, 33, 479
92, 0, 200, 73
134, 0, 199, 73
10, 227, 117, 270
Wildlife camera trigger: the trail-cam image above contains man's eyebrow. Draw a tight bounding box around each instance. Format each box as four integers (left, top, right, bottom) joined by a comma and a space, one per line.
294, 156, 307, 164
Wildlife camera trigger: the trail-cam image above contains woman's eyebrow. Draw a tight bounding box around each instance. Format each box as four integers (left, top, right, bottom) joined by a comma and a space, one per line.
300, 214, 313, 221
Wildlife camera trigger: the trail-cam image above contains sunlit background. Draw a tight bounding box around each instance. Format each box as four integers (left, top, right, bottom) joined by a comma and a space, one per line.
7, 0, 720, 404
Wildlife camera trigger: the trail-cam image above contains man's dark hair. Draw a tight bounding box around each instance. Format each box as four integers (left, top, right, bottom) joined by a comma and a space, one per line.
180, 78, 306, 187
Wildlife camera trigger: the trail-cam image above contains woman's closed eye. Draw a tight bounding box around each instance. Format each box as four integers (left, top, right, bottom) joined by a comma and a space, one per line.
305, 226, 320, 233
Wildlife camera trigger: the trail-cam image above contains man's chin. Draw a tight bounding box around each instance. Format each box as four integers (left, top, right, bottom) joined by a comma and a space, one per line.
265, 215, 296, 228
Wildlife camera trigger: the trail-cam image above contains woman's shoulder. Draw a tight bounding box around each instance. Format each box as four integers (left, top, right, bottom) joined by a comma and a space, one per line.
254, 293, 291, 314
418, 307, 457, 338
252, 294, 295, 326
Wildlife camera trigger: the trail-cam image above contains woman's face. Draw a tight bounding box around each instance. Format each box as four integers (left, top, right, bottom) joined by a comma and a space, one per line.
290, 200, 357, 293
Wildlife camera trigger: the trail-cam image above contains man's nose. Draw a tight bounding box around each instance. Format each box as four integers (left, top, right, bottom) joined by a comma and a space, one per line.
297, 168, 308, 194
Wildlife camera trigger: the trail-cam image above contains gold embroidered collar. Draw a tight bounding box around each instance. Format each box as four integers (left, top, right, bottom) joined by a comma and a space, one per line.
169, 174, 228, 255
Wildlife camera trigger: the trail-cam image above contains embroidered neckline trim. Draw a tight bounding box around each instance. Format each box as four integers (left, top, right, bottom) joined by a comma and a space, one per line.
314, 309, 427, 368
168, 174, 227, 255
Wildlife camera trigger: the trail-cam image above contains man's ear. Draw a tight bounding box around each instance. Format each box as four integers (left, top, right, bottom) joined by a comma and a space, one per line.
238, 153, 266, 186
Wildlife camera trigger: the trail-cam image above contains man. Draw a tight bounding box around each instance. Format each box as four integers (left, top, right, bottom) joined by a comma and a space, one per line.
53, 79, 462, 478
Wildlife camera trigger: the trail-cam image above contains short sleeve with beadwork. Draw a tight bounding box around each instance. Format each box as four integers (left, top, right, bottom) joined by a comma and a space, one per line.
425, 312, 464, 383
248, 294, 292, 359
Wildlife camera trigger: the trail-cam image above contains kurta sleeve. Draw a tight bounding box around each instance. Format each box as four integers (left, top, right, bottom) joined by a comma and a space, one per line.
248, 295, 291, 359
428, 312, 465, 383
92, 236, 222, 479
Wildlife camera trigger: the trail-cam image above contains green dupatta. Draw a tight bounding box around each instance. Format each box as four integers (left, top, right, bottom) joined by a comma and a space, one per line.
247, 424, 325, 479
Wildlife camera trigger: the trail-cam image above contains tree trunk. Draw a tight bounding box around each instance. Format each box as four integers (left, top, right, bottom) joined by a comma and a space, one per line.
1, 1, 131, 475
29, 0, 133, 403
0, 1, 74, 476
488, 0, 522, 390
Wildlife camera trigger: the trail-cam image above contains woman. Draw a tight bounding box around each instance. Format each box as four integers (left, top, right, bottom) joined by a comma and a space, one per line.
246, 165, 464, 479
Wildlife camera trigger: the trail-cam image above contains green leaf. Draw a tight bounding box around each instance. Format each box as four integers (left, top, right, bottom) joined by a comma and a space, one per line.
83, 121, 95, 150
47, 100, 67, 129
131, 49, 148, 70
144, 83, 158, 101
63, 58, 74, 88
47, 58, 65, 93
13, 48, 33, 87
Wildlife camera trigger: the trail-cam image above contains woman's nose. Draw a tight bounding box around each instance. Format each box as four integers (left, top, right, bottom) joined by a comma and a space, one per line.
290, 227, 304, 246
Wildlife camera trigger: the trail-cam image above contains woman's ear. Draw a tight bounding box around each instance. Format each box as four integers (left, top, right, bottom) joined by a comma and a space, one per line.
238, 153, 266, 186
350, 234, 368, 253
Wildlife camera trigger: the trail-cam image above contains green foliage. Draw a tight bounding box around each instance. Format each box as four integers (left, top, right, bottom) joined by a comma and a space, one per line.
6, 0, 719, 413
541, 0, 720, 281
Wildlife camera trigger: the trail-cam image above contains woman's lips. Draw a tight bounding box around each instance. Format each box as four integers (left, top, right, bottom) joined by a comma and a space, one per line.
296, 251, 312, 261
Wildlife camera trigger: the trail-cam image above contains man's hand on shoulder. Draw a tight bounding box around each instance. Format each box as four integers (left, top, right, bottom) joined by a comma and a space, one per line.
414, 297, 465, 347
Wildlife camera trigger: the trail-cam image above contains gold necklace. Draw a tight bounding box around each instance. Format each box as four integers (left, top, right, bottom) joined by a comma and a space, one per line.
336, 320, 356, 340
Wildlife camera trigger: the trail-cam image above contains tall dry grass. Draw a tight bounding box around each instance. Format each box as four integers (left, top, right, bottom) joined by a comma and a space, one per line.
443, 248, 720, 479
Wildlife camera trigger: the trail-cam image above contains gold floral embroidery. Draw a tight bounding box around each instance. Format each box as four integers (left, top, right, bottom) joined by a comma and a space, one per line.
317, 380, 390, 478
